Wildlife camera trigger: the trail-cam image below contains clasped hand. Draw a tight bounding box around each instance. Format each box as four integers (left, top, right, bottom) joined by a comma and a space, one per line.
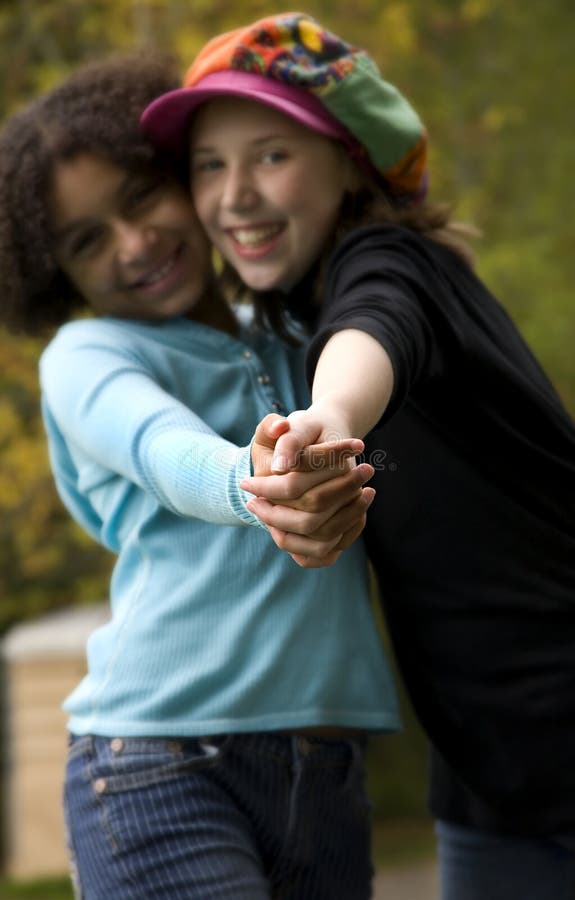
242, 413, 375, 568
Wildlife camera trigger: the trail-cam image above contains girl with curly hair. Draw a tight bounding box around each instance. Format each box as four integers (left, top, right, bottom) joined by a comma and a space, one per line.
0, 53, 400, 899
142, 13, 575, 900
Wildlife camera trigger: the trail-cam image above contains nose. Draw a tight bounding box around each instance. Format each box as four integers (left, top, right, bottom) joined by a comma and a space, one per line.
221, 164, 259, 213
114, 219, 153, 265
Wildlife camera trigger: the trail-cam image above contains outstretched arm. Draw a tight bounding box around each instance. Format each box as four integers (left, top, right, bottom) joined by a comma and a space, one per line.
240, 330, 393, 564
243, 328, 393, 489
274, 329, 394, 471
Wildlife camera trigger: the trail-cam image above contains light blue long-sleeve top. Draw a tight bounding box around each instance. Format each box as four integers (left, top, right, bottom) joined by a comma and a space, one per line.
39, 313, 399, 736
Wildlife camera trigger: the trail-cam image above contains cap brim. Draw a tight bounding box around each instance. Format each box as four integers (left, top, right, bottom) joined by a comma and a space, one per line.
140, 71, 351, 155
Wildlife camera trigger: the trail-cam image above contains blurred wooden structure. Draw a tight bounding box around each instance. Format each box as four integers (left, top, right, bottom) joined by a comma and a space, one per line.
1, 605, 108, 878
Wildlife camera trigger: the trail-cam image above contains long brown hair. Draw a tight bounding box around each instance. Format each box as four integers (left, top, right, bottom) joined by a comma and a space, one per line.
224, 183, 479, 343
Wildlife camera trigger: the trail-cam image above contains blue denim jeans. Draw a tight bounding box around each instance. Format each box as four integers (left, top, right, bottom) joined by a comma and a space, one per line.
64, 732, 372, 899
437, 819, 575, 900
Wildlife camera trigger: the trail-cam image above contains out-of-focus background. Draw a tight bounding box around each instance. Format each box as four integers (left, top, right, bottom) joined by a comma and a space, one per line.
0, 1, 573, 896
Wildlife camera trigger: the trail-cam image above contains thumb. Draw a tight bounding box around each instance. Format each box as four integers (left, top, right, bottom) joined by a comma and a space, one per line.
272, 413, 323, 472
253, 413, 289, 451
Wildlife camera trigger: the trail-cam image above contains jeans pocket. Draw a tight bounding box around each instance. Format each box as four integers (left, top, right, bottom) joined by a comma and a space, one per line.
75, 736, 231, 858
89, 735, 231, 794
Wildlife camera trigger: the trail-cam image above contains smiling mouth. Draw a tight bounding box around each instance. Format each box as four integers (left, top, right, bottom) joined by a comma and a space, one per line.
131, 248, 181, 289
228, 224, 284, 248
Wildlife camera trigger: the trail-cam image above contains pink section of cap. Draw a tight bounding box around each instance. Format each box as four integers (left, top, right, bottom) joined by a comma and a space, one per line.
141, 70, 355, 154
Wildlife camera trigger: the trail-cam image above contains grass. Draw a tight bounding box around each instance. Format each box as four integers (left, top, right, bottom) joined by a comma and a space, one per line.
0, 878, 72, 899
0, 819, 436, 898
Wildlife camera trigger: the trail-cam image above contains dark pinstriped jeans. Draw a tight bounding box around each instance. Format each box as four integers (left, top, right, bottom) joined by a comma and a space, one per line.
64, 731, 373, 899
436, 820, 575, 900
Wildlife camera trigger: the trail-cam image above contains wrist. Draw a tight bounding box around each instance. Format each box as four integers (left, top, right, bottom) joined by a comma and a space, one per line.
306, 394, 357, 441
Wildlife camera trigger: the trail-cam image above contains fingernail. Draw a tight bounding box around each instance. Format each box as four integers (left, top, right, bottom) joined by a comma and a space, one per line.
271, 455, 288, 472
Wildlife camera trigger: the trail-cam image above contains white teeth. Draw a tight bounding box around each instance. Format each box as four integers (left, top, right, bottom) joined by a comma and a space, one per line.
138, 255, 176, 287
231, 225, 282, 247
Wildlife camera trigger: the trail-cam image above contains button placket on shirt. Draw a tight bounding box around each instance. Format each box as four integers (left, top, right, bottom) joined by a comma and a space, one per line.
240, 347, 285, 415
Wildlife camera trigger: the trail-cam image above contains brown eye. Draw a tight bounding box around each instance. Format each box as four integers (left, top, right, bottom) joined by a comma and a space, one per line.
260, 149, 288, 165
190, 157, 224, 177
68, 226, 105, 258
126, 177, 162, 210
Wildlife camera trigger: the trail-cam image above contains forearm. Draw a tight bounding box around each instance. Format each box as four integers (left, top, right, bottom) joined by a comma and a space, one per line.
41, 344, 263, 528
251, 329, 393, 475
310, 328, 394, 439
138, 424, 260, 525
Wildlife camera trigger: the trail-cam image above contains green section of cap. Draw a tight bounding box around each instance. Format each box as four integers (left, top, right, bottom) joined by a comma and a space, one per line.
319, 54, 425, 173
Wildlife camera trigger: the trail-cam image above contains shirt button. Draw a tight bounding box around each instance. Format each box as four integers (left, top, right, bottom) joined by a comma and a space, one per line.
272, 402, 284, 411
241, 350, 252, 359
110, 738, 124, 754
167, 741, 182, 754
258, 374, 271, 385
94, 778, 107, 794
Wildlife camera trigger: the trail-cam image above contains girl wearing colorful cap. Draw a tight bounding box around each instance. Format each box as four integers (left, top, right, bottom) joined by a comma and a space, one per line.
142, 13, 575, 899
0, 53, 401, 899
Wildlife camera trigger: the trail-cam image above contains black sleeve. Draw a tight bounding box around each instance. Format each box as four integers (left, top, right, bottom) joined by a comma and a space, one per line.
306, 224, 575, 525
306, 225, 451, 421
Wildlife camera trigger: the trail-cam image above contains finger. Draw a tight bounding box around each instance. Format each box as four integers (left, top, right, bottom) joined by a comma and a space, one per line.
287, 549, 343, 569
271, 416, 324, 471
279, 464, 374, 515
266, 415, 291, 440
331, 514, 369, 552
303, 487, 375, 542
271, 430, 314, 473
253, 413, 289, 452
283, 489, 375, 564
295, 439, 365, 472
244, 469, 372, 532
245, 497, 331, 535
250, 414, 290, 477
241, 461, 374, 503
273, 437, 364, 473
286, 497, 374, 565
242, 467, 348, 501
267, 525, 343, 558
245, 480, 373, 538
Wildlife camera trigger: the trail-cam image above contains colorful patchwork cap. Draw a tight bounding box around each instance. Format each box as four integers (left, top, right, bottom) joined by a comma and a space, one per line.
142, 12, 428, 204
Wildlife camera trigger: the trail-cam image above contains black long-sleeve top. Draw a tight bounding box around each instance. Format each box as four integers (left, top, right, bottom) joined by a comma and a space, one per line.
297, 224, 575, 834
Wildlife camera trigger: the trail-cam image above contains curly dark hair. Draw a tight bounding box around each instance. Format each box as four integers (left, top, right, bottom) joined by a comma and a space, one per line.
0, 52, 182, 335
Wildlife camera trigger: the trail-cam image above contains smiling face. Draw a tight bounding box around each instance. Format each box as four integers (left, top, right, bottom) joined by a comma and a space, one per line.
48, 153, 223, 325
189, 97, 359, 293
